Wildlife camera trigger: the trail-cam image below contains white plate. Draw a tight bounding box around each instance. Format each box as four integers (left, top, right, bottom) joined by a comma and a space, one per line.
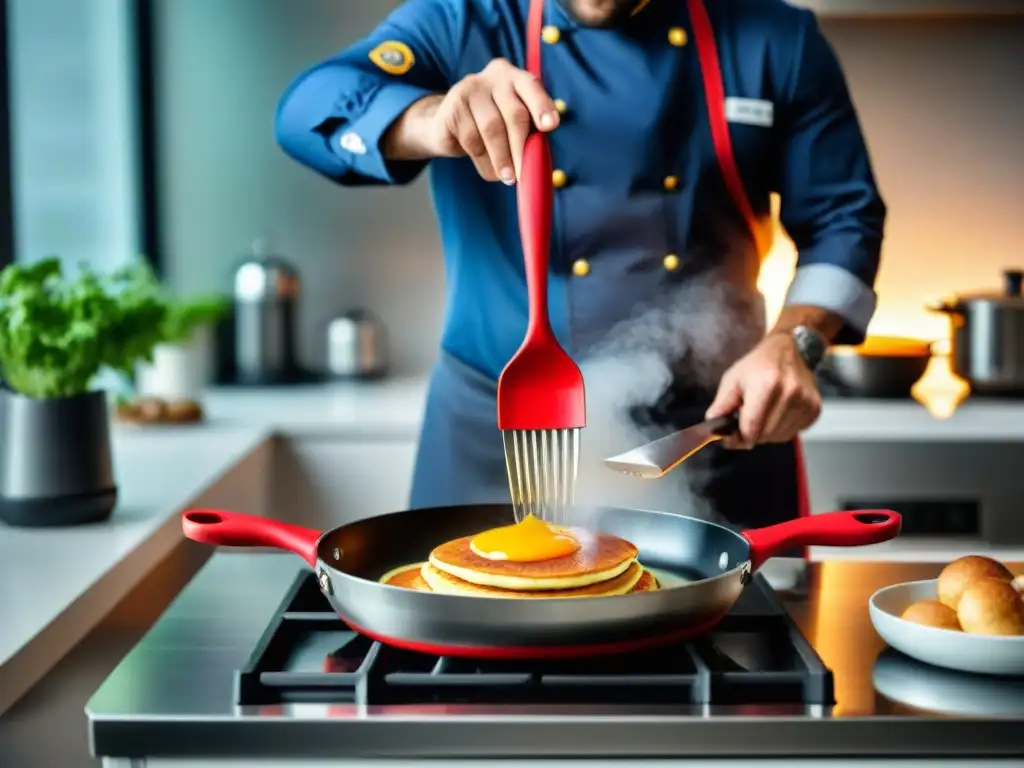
869, 579, 1024, 676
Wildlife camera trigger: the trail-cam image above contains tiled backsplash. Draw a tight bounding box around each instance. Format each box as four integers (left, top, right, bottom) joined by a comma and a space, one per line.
153, 2, 1024, 375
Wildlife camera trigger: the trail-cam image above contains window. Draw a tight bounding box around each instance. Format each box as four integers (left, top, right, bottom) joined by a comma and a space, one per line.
3, 0, 151, 273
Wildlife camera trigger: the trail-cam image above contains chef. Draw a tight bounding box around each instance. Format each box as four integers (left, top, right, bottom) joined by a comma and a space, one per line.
275, 0, 885, 528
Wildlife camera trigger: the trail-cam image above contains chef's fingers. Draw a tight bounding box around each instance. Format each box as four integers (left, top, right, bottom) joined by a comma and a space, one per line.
469, 92, 515, 184
706, 377, 746, 449
493, 83, 532, 181
510, 69, 559, 133
758, 378, 792, 442
738, 377, 782, 447
706, 377, 741, 420
450, 91, 498, 181
766, 383, 821, 443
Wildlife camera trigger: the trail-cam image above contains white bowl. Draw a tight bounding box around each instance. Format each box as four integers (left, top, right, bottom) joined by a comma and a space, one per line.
869, 579, 1024, 676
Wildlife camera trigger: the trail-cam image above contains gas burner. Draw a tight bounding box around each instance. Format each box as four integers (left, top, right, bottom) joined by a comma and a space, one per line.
236, 574, 833, 707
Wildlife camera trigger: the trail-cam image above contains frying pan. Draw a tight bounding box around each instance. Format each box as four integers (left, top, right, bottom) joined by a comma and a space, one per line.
182, 504, 900, 659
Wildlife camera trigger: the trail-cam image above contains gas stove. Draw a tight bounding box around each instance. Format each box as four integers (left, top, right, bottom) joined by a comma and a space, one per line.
237, 571, 832, 710
87, 553, 1023, 765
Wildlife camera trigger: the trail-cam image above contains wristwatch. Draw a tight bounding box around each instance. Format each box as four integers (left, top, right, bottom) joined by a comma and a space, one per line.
790, 324, 828, 372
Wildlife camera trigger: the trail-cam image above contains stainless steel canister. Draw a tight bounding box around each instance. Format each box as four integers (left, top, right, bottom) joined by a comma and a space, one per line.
326, 309, 388, 379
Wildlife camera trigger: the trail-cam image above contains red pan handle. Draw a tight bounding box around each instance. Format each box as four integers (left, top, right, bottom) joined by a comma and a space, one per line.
181, 509, 322, 567
742, 509, 901, 571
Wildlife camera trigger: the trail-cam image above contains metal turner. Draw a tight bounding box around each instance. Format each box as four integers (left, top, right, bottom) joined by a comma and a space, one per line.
603, 412, 739, 480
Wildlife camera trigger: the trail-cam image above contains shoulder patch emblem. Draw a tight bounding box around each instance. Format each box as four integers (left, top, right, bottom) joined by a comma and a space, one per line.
369, 41, 415, 75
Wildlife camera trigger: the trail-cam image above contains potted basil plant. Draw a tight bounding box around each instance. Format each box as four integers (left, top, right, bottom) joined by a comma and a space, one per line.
0, 258, 167, 527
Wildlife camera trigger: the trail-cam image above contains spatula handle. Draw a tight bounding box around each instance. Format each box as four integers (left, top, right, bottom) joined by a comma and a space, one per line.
708, 411, 740, 437
518, 132, 554, 338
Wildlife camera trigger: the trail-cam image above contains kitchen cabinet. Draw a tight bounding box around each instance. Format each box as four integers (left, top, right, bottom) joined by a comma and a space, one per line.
272, 437, 418, 529
792, 0, 1023, 16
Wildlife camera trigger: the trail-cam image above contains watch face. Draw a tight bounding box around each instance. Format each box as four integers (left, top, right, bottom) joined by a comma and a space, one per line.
794, 326, 826, 371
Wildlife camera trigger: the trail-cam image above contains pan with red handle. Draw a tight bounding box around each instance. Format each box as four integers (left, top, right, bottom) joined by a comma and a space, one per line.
182, 504, 899, 659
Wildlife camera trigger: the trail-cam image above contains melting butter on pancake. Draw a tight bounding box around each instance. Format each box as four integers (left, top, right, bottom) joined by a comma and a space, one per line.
429, 527, 639, 591
421, 561, 647, 598
469, 514, 581, 562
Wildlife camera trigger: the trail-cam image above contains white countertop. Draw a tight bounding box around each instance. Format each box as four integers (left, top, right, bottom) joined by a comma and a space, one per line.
0, 424, 267, 713
204, 378, 1024, 441
3, 379, 1024, 715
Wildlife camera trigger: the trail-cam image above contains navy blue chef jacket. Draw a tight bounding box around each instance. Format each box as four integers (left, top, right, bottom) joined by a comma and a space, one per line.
275, 0, 885, 526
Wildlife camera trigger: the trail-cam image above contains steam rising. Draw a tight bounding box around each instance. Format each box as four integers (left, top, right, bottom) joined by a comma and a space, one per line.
573, 269, 765, 522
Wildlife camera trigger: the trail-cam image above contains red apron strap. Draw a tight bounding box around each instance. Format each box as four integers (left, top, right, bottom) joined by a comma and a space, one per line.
687, 0, 762, 247
690, 0, 809, 538
526, 0, 545, 79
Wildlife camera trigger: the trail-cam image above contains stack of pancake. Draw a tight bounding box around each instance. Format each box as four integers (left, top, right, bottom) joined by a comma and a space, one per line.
380, 520, 659, 599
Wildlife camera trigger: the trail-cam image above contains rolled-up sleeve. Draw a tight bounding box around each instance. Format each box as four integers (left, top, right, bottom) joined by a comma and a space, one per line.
778, 11, 886, 344
274, 0, 463, 186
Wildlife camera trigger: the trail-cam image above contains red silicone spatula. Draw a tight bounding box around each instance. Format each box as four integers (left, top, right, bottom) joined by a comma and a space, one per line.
496, 130, 586, 525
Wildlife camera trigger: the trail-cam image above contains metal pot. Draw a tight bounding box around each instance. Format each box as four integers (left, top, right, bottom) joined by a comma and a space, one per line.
928, 269, 1024, 396
819, 336, 932, 399
0, 389, 117, 526
232, 240, 303, 384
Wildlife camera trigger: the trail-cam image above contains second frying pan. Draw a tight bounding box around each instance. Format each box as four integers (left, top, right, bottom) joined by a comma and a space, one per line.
182, 504, 900, 659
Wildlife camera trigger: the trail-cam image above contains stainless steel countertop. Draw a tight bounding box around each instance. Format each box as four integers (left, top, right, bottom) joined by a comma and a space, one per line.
86, 553, 1024, 760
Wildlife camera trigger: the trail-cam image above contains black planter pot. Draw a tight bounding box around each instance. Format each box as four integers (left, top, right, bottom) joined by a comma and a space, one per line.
0, 389, 117, 527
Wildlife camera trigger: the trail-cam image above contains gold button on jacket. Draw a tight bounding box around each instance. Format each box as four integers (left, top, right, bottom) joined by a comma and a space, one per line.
572, 258, 590, 277
663, 254, 680, 272
541, 25, 561, 44
668, 27, 688, 47
552, 169, 568, 188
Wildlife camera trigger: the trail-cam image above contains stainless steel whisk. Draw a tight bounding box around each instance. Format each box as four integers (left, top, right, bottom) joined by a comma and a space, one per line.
502, 427, 580, 525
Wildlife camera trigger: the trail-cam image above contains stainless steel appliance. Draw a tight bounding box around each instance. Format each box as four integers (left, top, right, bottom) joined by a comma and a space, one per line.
326, 309, 388, 379
929, 269, 1024, 396
803, 437, 1024, 543
232, 247, 302, 384
85, 553, 1023, 765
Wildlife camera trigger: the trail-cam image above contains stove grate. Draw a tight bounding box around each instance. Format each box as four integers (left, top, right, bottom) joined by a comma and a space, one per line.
235, 573, 833, 707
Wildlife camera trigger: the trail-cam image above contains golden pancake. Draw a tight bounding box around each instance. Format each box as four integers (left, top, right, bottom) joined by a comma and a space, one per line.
429, 528, 639, 590
421, 561, 646, 598
382, 561, 660, 597
379, 562, 431, 591
631, 568, 658, 593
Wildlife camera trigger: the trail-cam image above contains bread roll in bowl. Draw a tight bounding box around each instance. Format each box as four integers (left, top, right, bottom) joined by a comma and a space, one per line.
900, 599, 961, 631
957, 577, 1024, 636
937, 555, 1014, 611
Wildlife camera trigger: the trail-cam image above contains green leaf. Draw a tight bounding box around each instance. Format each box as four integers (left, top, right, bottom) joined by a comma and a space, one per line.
0, 256, 171, 398
160, 294, 229, 345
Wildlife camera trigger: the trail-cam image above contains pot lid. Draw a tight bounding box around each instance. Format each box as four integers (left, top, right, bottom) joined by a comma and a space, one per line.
945, 269, 1024, 305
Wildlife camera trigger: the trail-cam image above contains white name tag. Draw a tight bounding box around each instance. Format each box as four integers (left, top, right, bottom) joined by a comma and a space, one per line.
725, 97, 774, 128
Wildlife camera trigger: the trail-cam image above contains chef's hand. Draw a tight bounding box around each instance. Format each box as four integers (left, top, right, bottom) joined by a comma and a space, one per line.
704, 332, 822, 449
382, 59, 559, 183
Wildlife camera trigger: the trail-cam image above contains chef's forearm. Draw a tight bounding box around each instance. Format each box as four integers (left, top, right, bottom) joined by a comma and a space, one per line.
381, 94, 445, 161
768, 305, 847, 344
779, 261, 879, 345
